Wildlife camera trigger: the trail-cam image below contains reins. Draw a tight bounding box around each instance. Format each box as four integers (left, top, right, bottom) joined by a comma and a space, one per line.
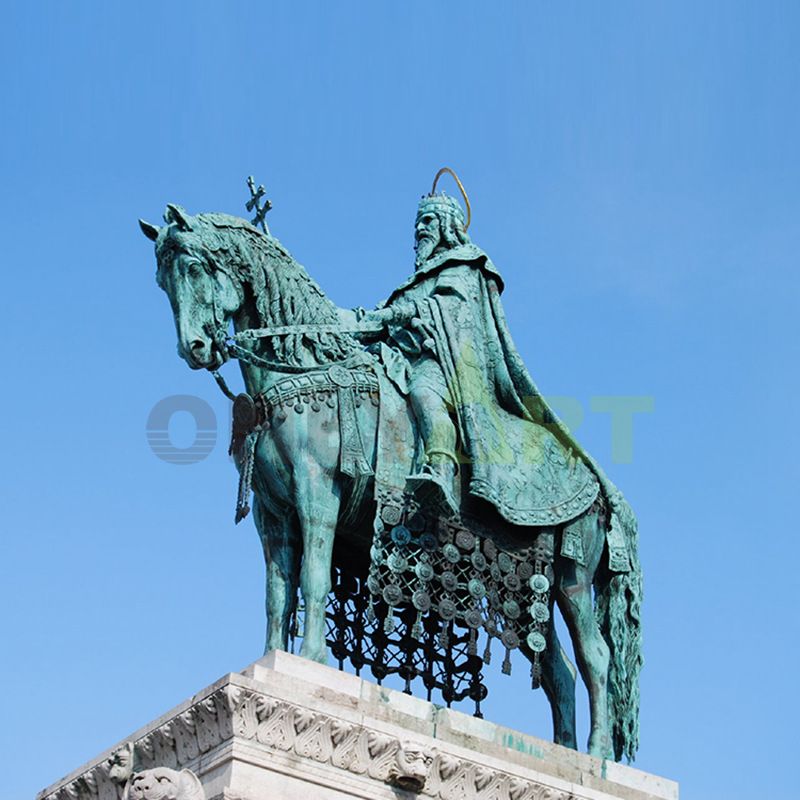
207, 320, 384, 399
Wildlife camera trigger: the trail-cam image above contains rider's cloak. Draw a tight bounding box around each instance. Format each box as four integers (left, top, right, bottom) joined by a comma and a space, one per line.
384, 243, 633, 572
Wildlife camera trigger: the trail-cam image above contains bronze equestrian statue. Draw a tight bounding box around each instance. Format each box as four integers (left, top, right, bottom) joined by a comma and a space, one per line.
140, 169, 643, 762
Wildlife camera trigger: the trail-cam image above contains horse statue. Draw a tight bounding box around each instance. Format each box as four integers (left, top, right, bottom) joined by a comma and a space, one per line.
140, 188, 643, 763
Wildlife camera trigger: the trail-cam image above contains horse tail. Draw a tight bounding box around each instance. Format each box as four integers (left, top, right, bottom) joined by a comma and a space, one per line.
594, 492, 643, 763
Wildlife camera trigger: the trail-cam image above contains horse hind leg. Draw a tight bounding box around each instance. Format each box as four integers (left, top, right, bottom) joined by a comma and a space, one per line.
524, 528, 577, 749
253, 498, 302, 654
555, 509, 612, 759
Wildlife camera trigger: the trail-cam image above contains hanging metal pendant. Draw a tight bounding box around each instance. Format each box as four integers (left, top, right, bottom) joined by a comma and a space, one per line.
230, 392, 257, 457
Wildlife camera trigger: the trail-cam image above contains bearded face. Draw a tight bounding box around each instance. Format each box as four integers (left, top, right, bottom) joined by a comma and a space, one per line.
414, 211, 441, 265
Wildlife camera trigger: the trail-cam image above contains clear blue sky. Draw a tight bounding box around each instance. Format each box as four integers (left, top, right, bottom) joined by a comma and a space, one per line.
2, 3, 798, 798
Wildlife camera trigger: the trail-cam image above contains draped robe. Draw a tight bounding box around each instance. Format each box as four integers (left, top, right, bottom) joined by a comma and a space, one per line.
382, 243, 633, 572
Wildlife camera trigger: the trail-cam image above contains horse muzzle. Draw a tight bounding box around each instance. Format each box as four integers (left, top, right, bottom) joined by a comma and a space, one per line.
179, 337, 222, 370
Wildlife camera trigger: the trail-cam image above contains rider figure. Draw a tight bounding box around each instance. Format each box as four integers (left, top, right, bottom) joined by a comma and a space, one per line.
363, 190, 471, 513
364, 172, 601, 533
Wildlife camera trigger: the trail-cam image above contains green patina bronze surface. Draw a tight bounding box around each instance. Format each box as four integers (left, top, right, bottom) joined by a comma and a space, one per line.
140, 170, 643, 763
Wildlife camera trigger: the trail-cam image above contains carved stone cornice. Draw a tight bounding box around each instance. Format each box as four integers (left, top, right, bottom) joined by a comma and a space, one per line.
39, 658, 676, 800
39, 681, 581, 800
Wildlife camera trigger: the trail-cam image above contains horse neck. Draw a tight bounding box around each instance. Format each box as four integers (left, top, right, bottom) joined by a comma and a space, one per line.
262, 246, 340, 324
229, 243, 355, 390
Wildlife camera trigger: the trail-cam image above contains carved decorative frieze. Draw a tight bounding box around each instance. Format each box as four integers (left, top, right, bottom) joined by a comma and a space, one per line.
40, 683, 582, 800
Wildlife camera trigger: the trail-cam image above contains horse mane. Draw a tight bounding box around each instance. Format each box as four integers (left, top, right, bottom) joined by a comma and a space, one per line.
179, 213, 359, 367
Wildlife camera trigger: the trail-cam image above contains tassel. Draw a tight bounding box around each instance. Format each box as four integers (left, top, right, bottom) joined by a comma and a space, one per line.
468, 628, 478, 656
482, 637, 492, 665
530, 656, 542, 690
235, 431, 258, 523
502, 647, 512, 675
412, 612, 422, 640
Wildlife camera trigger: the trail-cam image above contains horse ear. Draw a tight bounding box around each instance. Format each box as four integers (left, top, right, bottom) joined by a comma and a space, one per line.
139, 219, 160, 241
164, 203, 193, 231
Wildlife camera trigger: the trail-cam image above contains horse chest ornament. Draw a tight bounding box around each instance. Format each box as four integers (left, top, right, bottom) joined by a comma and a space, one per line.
140, 168, 644, 763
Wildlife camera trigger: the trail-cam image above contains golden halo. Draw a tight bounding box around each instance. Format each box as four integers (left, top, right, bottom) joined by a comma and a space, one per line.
431, 166, 471, 230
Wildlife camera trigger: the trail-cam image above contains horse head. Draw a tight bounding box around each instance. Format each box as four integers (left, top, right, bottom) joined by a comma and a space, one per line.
141, 205, 249, 370
143, 204, 361, 373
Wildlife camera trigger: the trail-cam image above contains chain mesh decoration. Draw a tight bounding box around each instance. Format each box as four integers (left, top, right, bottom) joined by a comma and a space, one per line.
325, 565, 488, 715
230, 366, 557, 703
364, 489, 555, 690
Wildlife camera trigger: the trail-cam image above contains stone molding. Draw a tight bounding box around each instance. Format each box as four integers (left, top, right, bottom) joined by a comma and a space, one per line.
39, 654, 676, 800
40, 685, 576, 800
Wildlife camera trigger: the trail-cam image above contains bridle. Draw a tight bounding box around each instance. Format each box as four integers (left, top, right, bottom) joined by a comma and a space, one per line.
207, 320, 384, 401
190, 245, 384, 401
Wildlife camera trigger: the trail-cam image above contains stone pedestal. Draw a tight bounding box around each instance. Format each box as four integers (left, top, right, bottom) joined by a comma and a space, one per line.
38, 651, 677, 800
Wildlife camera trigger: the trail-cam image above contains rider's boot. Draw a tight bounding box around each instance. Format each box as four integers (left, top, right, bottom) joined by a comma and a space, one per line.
406, 450, 459, 516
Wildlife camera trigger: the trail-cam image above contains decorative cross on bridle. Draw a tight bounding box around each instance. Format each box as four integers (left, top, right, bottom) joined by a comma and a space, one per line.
246, 175, 273, 234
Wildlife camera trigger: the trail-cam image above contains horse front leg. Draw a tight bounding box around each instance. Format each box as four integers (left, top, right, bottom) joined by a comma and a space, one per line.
556, 510, 611, 759
294, 462, 341, 664
253, 497, 302, 654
